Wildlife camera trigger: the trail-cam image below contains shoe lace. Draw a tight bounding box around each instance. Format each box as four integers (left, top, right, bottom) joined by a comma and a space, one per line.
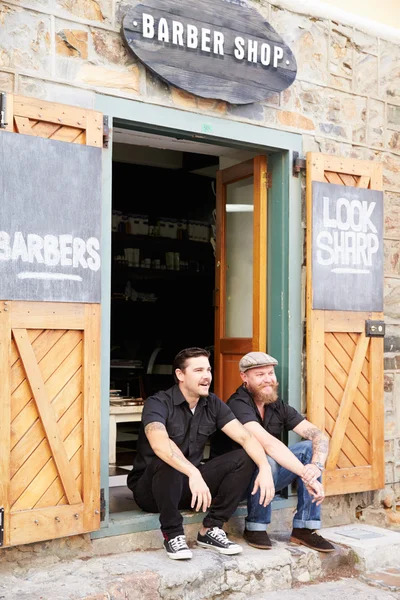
170, 535, 188, 551
208, 527, 229, 544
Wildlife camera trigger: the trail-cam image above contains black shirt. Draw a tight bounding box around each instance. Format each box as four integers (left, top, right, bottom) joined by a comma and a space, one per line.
210, 384, 305, 457
127, 384, 236, 489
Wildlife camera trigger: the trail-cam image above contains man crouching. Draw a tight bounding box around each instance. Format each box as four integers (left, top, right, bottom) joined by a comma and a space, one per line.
127, 347, 275, 560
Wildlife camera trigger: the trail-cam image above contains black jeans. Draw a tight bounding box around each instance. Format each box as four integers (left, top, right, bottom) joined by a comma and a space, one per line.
132, 449, 256, 539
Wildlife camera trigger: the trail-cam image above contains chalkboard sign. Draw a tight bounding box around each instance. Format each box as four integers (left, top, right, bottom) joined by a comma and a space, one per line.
312, 182, 383, 312
0, 131, 101, 303
122, 0, 297, 105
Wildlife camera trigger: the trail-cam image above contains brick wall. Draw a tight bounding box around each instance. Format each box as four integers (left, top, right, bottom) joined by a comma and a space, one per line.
0, 0, 399, 499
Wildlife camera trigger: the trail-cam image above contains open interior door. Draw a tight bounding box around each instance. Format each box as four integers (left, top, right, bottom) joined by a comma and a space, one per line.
0, 94, 102, 546
214, 156, 268, 400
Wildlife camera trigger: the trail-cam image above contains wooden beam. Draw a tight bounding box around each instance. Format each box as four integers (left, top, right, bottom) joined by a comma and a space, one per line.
83, 305, 101, 531
0, 304, 11, 546
326, 333, 370, 470
253, 155, 267, 352
370, 337, 385, 489
12, 329, 82, 506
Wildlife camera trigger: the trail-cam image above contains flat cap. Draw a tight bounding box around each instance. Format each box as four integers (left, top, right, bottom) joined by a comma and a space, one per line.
239, 351, 278, 372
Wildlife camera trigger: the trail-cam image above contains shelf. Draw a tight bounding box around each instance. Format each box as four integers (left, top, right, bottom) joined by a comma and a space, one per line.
112, 232, 213, 251
112, 266, 214, 281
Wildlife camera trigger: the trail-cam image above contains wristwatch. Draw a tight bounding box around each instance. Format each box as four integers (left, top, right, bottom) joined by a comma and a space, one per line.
312, 461, 325, 472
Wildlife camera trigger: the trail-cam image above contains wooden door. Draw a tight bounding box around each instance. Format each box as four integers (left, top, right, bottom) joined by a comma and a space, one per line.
0, 94, 102, 546
306, 153, 384, 496
214, 156, 267, 400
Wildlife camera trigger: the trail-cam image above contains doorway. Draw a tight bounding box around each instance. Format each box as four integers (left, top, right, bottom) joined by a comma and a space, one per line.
108, 128, 261, 513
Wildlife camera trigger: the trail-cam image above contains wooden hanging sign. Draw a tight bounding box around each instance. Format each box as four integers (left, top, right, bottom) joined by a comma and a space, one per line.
122, 0, 297, 104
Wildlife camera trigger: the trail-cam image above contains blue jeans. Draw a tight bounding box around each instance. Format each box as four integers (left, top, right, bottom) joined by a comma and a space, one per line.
246, 440, 321, 531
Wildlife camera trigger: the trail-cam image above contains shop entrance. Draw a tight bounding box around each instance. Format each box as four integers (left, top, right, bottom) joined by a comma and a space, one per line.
108, 128, 264, 513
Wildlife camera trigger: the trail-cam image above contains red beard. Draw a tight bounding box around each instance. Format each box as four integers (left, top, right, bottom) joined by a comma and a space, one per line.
247, 382, 279, 405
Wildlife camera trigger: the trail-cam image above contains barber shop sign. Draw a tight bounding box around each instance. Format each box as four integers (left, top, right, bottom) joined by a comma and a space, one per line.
312, 182, 384, 312
121, 0, 297, 104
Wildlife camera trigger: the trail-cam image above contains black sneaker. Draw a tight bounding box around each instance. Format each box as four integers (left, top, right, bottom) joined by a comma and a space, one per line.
243, 529, 272, 549
197, 527, 243, 555
163, 534, 193, 560
290, 528, 335, 553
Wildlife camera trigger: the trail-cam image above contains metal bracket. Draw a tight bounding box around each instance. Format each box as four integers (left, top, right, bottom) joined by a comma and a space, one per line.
293, 151, 306, 177
0, 507, 4, 547
103, 115, 110, 149
0, 92, 8, 129
100, 488, 106, 521
365, 320, 385, 337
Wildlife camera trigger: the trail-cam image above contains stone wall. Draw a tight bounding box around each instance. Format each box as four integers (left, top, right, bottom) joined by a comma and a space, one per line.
0, 0, 399, 508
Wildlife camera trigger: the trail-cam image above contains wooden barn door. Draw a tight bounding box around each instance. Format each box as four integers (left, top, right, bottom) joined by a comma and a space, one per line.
0, 94, 102, 546
306, 153, 384, 496
214, 156, 268, 400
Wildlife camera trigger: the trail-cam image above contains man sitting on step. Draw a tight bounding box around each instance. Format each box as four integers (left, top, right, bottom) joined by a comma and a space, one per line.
127, 347, 278, 560
211, 351, 335, 553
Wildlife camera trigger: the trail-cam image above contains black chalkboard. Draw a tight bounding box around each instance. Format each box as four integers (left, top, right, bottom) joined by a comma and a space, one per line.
122, 0, 297, 104
312, 182, 383, 312
0, 131, 101, 303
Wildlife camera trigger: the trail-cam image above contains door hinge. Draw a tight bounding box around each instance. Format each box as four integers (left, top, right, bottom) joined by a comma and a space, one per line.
103, 115, 110, 149
100, 488, 106, 521
0, 507, 4, 547
293, 151, 306, 177
263, 172, 273, 188
0, 92, 8, 129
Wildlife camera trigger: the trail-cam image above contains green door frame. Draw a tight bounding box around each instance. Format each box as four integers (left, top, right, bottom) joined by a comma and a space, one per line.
93, 93, 303, 538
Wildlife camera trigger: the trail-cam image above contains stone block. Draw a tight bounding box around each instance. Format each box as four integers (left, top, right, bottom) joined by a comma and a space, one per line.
91, 29, 131, 66
384, 192, 400, 239
368, 99, 385, 148
17, 75, 95, 108
77, 63, 141, 94
0, 71, 14, 92
0, 5, 51, 75
385, 374, 394, 393
330, 24, 353, 78
228, 102, 264, 122
388, 105, 400, 131
385, 461, 395, 484
385, 440, 394, 461
384, 277, 400, 321
388, 131, 400, 151
384, 239, 400, 277
59, 0, 113, 24
385, 412, 397, 437
269, 8, 329, 85
354, 52, 378, 96
353, 29, 378, 56
277, 110, 315, 131
382, 153, 400, 191
328, 74, 352, 92
56, 29, 88, 59
380, 40, 400, 103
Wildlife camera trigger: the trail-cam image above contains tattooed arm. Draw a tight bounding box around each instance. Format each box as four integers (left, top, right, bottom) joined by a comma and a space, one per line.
293, 419, 329, 480
144, 422, 212, 512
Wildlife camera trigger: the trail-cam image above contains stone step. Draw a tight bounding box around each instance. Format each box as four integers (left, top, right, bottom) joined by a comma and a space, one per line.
0, 534, 356, 600
318, 524, 400, 572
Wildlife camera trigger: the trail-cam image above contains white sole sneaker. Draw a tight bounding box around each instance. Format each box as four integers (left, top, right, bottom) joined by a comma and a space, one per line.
197, 540, 243, 555
166, 549, 193, 560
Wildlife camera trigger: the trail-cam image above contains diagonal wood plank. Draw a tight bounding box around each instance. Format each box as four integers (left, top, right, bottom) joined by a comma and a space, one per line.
357, 175, 371, 188
14, 116, 35, 135
325, 367, 370, 443
30, 121, 62, 138
326, 333, 370, 470
325, 333, 369, 399
50, 126, 84, 144
34, 422, 83, 509
12, 329, 81, 505
333, 332, 369, 381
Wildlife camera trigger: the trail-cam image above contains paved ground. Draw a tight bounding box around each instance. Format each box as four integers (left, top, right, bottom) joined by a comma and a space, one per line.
247, 579, 400, 599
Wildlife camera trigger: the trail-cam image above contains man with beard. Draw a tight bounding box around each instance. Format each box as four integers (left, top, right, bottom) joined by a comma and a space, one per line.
128, 347, 278, 560
211, 352, 334, 553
